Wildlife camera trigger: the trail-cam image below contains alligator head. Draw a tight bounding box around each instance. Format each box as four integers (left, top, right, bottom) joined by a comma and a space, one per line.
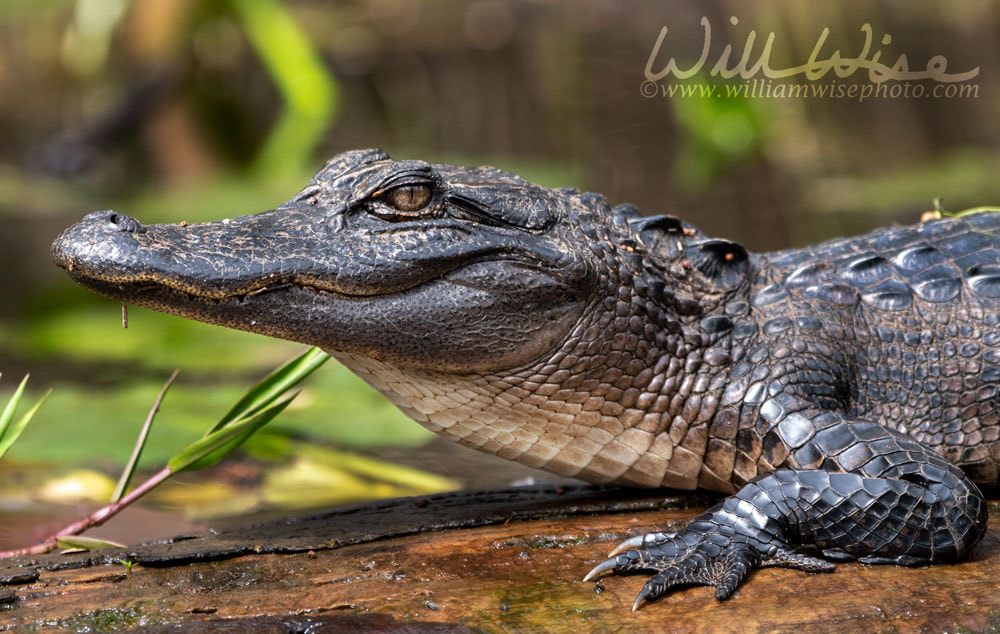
52, 149, 753, 486
52, 149, 606, 372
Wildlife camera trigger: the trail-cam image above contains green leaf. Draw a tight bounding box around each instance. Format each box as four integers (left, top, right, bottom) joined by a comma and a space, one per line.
207, 347, 328, 436
57, 536, 126, 551
169, 392, 298, 474
0, 387, 50, 461
0, 374, 29, 444
112, 370, 179, 503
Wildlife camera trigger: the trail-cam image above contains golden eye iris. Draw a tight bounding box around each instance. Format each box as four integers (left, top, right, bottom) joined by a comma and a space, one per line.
386, 184, 432, 212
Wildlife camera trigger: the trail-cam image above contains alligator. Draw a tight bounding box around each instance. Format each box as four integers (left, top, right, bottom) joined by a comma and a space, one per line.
51, 149, 995, 609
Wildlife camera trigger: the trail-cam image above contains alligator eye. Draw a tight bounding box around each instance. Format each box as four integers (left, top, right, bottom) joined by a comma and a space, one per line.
385, 184, 432, 212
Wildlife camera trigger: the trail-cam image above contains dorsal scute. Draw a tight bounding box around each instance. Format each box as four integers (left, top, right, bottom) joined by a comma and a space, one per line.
626, 213, 686, 264
689, 239, 750, 289
623, 213, 751, 292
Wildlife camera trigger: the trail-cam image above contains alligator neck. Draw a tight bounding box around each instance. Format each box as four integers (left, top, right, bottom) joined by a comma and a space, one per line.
334, 285, 737, 490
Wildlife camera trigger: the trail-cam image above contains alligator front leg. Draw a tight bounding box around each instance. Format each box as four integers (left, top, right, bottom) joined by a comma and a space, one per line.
585, 408, 988, 609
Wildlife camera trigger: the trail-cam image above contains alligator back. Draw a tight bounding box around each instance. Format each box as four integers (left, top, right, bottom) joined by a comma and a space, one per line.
766, 212, 1000, 302
756, 212, 1000, 484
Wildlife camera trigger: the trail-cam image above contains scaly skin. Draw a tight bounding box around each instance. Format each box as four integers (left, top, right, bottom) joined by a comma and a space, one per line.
51, 149, 993, 607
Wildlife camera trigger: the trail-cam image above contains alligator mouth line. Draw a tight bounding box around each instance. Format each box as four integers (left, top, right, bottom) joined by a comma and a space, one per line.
64, 251, 570, 305
72, 264, 484, 305
80, 276, 389, 304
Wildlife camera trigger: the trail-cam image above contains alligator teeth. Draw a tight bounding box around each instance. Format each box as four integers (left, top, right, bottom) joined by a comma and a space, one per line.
245, 282, 293, 297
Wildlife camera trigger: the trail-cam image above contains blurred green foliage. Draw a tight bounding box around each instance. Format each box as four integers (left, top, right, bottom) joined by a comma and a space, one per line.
670, 80, 768, 192
229, 0, 338, 179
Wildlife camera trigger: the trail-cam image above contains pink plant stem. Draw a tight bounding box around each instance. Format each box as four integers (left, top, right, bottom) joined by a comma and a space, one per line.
0, 466, 173, 559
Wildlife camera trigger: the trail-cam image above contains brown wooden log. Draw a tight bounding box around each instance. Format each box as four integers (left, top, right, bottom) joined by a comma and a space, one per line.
0, 485, 997, 632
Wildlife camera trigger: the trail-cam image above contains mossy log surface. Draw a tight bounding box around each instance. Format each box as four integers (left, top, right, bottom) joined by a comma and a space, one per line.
0, 484, 998, 633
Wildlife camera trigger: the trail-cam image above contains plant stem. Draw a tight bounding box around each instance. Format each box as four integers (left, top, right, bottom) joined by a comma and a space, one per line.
0, 466, 173, 559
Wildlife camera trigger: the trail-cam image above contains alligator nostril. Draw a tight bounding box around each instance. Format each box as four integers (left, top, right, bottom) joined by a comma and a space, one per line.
107, 213, 146, 234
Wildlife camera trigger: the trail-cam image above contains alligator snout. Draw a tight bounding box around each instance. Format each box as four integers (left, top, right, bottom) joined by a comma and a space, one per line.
51, 210, 141, 276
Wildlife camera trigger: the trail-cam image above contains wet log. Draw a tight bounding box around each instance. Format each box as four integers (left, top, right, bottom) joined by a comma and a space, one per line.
0, 484, 998, 632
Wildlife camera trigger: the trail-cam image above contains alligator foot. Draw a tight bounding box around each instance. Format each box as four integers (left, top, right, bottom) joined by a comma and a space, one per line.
585, 412, 988, 610
585, 518, 834, 609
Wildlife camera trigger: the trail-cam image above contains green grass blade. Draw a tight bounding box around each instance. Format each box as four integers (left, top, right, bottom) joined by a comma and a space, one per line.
297, 444, 459, 494
949, 205, 1000, 218
0, 374, 29, 445
112, 370, 179, 504
169, 391, 299, 474
57, 536, 126, 551
0, 388, 49, 461
207, 347, 328, 436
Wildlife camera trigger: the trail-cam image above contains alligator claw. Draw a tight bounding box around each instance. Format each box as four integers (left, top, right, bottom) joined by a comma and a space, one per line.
607, 531, 676, 557
632, 584, 652, 612
582, 558, 619, 582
